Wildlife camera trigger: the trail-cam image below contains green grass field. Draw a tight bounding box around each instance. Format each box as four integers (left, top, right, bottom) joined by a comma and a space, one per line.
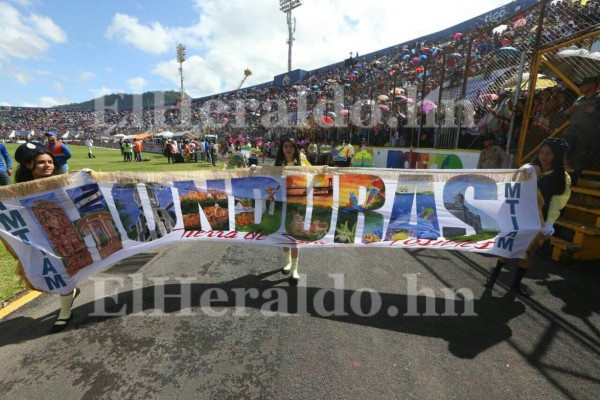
0, 143, 225, 303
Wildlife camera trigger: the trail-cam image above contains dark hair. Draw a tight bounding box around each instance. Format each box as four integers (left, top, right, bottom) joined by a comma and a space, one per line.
275, 138, 301, 166
15, 149, 60, 183
532, 138, 568, 196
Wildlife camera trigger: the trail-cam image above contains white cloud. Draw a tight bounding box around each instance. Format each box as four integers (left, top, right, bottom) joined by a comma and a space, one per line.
142, 0, 512, 97
127, 76, 148, 92
13, 72, 29, 84
53, 81, 63, 92
106, 13, 199, 55
38, 96, 68, 107
79, 71, 96, 82
30, 14, 67, 43
90, 86, 123, 98
0, 2, 66, 61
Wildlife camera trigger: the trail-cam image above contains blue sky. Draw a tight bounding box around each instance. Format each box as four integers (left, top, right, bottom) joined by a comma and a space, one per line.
0, 0, 511, 107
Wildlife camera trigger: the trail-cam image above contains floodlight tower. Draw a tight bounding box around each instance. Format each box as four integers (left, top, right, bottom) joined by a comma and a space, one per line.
280, 0, 302, 72
176, 43, 186, 103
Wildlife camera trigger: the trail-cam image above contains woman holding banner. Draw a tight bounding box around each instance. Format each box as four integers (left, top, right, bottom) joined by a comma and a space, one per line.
275, 137, 302, 285
486, 137, 571, 297
14, 143, 81, 332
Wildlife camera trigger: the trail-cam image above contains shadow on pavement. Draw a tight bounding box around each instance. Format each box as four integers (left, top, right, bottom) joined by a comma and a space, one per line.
0, 268, 525, 359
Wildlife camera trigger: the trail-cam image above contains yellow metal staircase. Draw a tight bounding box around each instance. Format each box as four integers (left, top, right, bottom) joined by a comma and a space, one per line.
550, 174, 600, 262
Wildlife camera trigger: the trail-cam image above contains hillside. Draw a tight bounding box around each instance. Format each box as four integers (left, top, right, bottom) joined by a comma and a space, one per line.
53, 90, 185, 110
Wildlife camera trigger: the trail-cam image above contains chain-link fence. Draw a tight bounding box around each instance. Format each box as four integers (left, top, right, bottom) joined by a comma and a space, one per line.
354, 0, 599, 159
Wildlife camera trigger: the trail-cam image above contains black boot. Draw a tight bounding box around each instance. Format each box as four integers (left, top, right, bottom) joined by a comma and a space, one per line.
511, 267, 531, 298
485, 260, 505, 288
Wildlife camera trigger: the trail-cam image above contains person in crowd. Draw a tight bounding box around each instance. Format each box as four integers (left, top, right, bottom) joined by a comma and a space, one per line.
0, 141, 13, 186
307, 140, 318, 165
13, 142, 80, 332
45, 131, 71, 174
133, 139, 143, 162
183, 139, 191, 162
192, 140, 200, 162
165, 140, 175, 164
122, 140, 133, 162
485, 137, 571, 297
274, 137, 302, 285
563, 75, 600, 186
477, 133, 508, 169
204, 138, 213, 165
210, 140, 218, 166
85, 137, 96, 158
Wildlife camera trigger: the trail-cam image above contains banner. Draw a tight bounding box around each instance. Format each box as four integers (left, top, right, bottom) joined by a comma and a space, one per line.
0, 166, 541, 294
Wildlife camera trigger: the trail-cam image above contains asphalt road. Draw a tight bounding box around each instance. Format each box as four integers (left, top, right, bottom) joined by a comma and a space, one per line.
0, 242, 599, 400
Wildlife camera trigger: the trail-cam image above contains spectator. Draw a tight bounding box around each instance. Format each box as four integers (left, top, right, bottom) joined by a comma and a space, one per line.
0, 141, 13, 186
477, 133, 508, 169
85, 137, 96, 158
45, 131, 71, 174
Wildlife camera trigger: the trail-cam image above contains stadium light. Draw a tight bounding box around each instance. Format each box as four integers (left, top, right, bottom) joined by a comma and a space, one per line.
176, 44, 186, 104
279, 0, 302, 72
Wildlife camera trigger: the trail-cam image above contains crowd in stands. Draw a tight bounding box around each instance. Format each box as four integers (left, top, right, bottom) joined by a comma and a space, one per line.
1, 0, 598, 153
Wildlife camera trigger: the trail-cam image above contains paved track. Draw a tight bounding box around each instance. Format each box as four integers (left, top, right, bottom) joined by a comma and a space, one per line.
1, 242, 599, 399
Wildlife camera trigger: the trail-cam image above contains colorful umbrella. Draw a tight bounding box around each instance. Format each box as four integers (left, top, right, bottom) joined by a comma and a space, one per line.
453, 32, 463, 40
321, 116, 334, 124
513, 18, 527, 28
378, 104, 390, 110
377, 94, 390, 101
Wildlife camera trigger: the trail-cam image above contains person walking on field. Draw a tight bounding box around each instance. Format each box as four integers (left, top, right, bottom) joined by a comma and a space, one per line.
45, 131, 71, 174
133, 139, 143, 162
85, 137, 96, 158
274, 137, 302, 286
122, 140, 133, 162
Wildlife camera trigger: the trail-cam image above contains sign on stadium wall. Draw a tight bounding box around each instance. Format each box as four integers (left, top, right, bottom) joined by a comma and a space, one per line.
372, 148, 480, 169
0, 167, 541, 294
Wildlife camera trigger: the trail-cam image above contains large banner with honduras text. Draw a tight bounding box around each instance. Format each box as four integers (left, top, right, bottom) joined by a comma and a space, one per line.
0, 166, 541, 294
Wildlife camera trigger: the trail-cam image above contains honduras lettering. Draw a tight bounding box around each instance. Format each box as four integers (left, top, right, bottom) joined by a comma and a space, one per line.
0, 166, 541, 293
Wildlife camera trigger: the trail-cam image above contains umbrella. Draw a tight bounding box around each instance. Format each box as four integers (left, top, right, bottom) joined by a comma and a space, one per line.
493, 24, 509, 35
327, 111, 337, 119
419, 100, 437, 113
392, 87, 405, 96
341, 109, 350, 116
478, 93, 499, 103
402, 54, 410, 60
412, 57, 419, 63
419, 54, 428, 61
181, 132, 197, 140
503, 73, 557, 90
378, 104, 390, 110
415, 66, 424, 74
397, 96, 414, 104
453, 32, 463, 40
377, 94, 389, 101
321, 116, 334, 124
543, 47, 600, 84
449, 53, 462, 59
513, 18, 527, 28
497, 46, 519, 54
